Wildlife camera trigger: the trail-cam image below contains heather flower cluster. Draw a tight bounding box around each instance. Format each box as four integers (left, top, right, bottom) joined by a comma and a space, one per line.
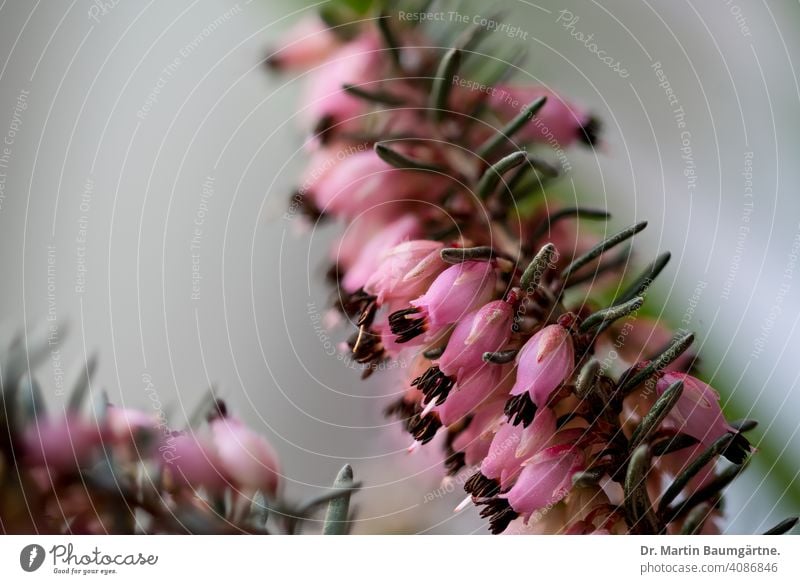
273, 5, 796, 535
0, 330, 356, 534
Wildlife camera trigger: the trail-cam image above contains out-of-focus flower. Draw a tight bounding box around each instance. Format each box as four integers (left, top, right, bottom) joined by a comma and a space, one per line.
301, 33, 383, 132
22, 414, 102, 472
266, 16, 342, 71
210, 412, 281, 496
162, 431, 225, 492
342, 215, 421, 293
306, 149, 448, 219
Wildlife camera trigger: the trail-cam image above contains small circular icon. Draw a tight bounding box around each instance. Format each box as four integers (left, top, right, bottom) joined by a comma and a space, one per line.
20, 544, 45, 572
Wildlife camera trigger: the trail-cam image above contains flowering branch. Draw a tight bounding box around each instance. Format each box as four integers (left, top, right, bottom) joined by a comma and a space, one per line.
271, 1, 797, 535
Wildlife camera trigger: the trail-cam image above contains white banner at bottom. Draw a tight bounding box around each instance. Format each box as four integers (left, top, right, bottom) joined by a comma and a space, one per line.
0, 535, 798, 582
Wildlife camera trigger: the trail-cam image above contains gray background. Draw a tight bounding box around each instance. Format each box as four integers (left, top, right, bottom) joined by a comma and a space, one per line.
1, 0, 799, 533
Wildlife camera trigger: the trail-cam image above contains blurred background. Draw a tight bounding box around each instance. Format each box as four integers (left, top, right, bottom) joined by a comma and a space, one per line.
1, 0, 799, 533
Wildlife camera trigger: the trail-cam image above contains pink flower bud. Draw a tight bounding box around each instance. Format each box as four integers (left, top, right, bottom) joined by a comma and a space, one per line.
363, 240, 444, 304
210, 416, 281, 496
266, 17, 342, 71
438, 300, 514, 378
329, 207, 387, 270
510, 324, 575, 407
105, 405, 160, 462
489, 86, 598, 147
504, 443, 584, 520
342, 215, 421, 294
163, 432, 225, 492
308, 150, 447, 219
301, 34, 382, 129
656, 372, 734, 447
22, 414, 102, 472
105, 405, 158, 445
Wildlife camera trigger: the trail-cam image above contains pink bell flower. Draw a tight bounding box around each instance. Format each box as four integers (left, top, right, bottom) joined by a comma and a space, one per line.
504, 443, 585, 521
363, 240, 444, 304
389, 261, 497, 344
436, 365, 506, 426
509, 324, 575, 407
341, 215, 421, 293
438, 300, 514, 379
482, 408, 557, 489
656, 372, 735, 448
450, 407, 500, 468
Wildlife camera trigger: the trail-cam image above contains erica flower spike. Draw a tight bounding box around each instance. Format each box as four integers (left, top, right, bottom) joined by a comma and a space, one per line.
276, 7, 794, 536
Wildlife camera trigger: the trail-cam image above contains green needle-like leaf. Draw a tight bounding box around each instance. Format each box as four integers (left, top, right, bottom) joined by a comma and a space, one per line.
298, 483, 363, 516
482, 349, 518, 364
618, 331, 694, 394
560, 221, 647, 281
477, 96, 547, 159
520, 243, 556, 293
628, 380, 683, 452
476, 151, 527, 199
374, 142, 446, 173
573, 467, 605, 488
343, 84, 405, 106
529, 207, 611, 243
651, 433, 699, 456
17, 375, 45, 423
616, 251, 671, 305
377, 12, 401, 68
658, 433, 736, 514
68, 353, 98, 412
440, 246, 495, 264
250, 491, 270, 529
763, 516, 799, 535
665, 462, 745, 523
323, 464, 355, 535
624, 444, 660, 534
575, 359, 600, 399
580, 296, 645, 334
679, 502, 712, 534
429, 47, 462, 121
